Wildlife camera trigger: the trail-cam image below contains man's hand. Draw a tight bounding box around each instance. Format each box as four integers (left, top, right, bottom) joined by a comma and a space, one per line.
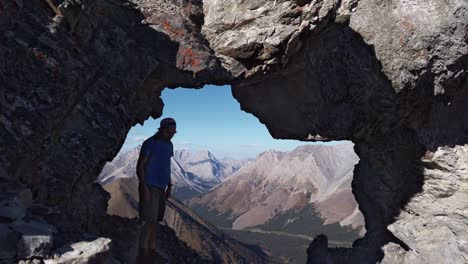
165, 185, 172, 200
139, 183, 150, 202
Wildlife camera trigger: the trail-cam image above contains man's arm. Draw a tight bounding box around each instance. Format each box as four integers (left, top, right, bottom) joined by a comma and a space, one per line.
137, 150, 150, 202
165, 163, 172, 199
136, 152, 149, 182
165, 143, 173, 199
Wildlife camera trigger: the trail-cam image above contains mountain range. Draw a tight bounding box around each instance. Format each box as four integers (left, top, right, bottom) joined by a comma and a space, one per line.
98, 142, 365, 262
188, 143, 365, 234
99, 147, 248, 201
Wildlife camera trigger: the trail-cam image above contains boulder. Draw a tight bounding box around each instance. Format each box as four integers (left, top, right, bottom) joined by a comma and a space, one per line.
44, 237, 112, 264
12, 220, 57, 259
18, 260, 44, 264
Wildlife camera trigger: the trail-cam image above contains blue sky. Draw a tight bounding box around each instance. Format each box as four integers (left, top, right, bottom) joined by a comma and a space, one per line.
120, 85, 340, 159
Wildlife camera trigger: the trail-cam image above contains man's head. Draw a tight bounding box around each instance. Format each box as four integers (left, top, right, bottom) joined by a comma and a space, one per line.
158, 117, 177, 140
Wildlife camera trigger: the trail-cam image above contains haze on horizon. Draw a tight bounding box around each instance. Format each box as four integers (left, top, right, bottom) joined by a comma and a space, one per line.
120, 85, 344, 159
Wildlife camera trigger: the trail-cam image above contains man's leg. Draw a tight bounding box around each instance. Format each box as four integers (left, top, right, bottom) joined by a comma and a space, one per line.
137, 222, 151, 263
148, 187, 165, 261
149, 221, 160, 252
139, 222, 151, 250
137, 184, 154, 263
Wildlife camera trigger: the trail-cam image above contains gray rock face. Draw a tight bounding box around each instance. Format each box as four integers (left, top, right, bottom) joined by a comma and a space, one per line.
224, 0, 467, 262
0, 0, 228, 239
203, 0, 299, 72
381, 145, 468, 263
0, 0, 466, 263
350, 0, 467, 94
202, 0, 350, 77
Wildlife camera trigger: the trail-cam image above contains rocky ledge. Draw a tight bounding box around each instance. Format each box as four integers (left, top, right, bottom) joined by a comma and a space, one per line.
0, 180, 112, 263
0, 179, 208, 264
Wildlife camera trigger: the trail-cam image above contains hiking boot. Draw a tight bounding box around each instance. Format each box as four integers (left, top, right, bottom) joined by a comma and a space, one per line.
148, 249, 166, 264
136, 247, 149, 264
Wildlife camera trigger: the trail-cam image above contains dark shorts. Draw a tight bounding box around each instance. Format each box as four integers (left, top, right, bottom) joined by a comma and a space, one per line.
139, 185, 166, 222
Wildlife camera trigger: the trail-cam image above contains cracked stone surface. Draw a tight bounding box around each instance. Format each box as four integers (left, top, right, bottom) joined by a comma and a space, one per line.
0, 0, 467, 262
382, 145, 468, 263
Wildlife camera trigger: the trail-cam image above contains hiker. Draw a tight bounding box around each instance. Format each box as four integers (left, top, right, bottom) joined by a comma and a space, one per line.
136, 118, 177, 263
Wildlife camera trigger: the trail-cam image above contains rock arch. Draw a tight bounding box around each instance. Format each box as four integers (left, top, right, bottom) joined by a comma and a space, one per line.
1, 0, 466, 263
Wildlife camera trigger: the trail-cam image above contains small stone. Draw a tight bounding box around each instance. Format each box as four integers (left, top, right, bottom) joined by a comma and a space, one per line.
19, 259, 44, 264
335, 14, 351, 25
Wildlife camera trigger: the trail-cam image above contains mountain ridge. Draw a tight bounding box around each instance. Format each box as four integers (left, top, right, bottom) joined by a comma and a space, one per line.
188, 143, 364, 233
99, 146, 248, 201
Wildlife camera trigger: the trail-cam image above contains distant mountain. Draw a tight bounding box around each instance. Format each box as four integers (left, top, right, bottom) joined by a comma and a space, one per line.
98, 146, 248, 200
173, 150, 250, 187
219, 157, 253, 178
101, 176, 267, 263
99, 147, 140, 185
188, 143, 365, 235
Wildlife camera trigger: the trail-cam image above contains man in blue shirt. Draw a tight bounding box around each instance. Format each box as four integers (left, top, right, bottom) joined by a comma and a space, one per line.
136, 117, 176, 263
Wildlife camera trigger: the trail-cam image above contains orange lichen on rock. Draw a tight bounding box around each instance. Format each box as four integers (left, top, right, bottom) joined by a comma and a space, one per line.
177, 46, 204, 72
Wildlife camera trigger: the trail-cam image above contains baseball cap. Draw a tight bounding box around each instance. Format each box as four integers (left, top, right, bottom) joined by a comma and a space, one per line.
160, 117, 176, 129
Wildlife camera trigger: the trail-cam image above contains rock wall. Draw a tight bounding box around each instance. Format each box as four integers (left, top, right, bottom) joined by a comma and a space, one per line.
1, 0, 228, 187
1, 0, 227, 261
215, 0, 467, 262
1, 0, 466, 263
382, 145, 468, 264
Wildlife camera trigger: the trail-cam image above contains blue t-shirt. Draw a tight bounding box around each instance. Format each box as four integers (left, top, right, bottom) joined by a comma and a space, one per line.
141, 136, 173, 189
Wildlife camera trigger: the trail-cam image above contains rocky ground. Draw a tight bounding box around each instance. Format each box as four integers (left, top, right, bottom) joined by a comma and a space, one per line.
0, 179, 210, 264
0, 180, 116, 263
